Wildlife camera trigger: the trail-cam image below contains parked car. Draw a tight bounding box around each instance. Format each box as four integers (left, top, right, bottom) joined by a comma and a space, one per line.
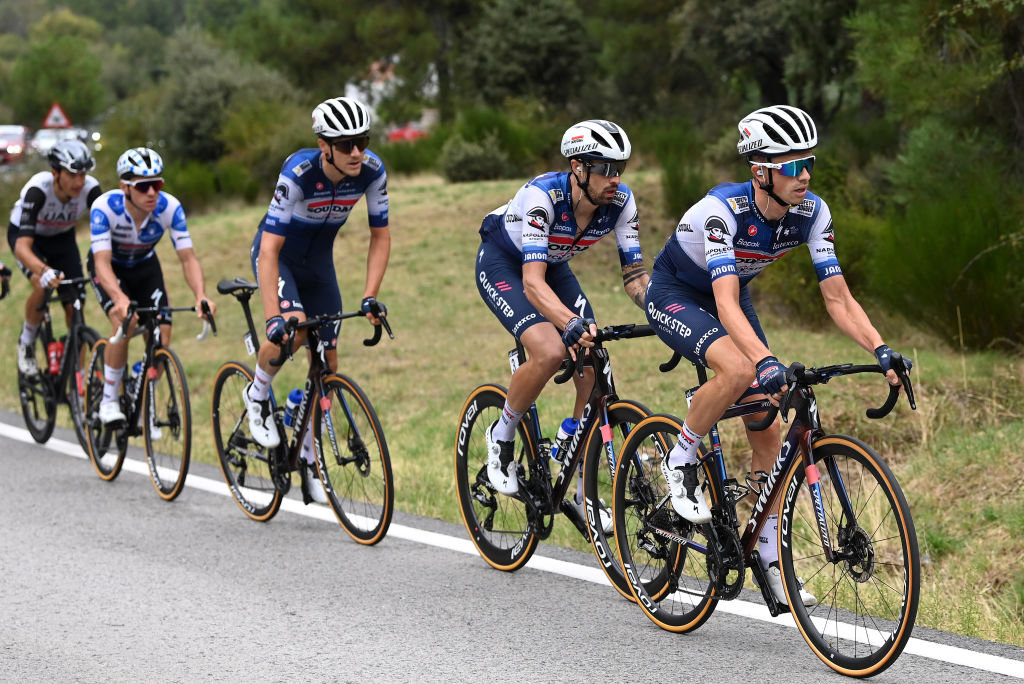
0, 125, 30, 164
386, 122, 429, 143
29, 127, 94, 156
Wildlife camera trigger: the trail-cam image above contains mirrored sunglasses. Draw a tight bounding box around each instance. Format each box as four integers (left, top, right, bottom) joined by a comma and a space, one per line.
756, 155, 815, 177
124, 178, 164, 193
585, 160, 627, 177
331, 135, 370, 154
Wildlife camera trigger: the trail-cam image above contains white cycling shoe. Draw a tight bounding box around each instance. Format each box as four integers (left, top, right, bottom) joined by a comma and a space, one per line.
757, 562, 818, 607
661, 458, 712, 524
567, 497, 613, 535
99, 400, 126, 426
242, 383, 280, 448
485, 421, 519, 495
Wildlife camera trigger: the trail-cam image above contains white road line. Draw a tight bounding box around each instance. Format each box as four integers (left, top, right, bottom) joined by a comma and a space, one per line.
4, 422, 1022, 679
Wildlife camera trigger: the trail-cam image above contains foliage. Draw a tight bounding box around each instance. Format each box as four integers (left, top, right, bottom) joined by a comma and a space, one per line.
438, 133, 510, 183
216, 94, 310, 191
5, 36, 105, 124
631, 117, 712, 219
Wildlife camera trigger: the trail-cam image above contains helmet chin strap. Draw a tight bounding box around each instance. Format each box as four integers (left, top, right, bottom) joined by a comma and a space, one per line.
323, 147, 349, 177
756, 168, 794, 210
571, 162, 600, 208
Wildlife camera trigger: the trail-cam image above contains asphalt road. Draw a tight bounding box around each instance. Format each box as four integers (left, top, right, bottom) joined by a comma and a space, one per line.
1, 410, 1021, 683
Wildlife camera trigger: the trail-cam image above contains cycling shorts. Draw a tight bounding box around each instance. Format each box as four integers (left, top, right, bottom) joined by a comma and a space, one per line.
87, 251, 171, 325
7, 223, 86, 302
475, 239, 595, 340
249, 247, 343, 351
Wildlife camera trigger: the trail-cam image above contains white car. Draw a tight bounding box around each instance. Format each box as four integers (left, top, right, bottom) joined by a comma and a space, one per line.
30, 127, 100, 155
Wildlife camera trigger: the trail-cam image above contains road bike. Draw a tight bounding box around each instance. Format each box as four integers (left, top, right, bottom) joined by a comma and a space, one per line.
16, 276, 100, 450
455, 323, 655, 600
612, 354, 919, 677
210, 277, 395, 545
83, 301, 215, 501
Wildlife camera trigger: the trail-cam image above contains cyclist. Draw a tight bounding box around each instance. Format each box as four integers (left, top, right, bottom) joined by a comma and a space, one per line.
88, 147, 216, 428
475, 119, 648, 530
242, 96, 391, 505
7, 140, 102, 376
645, 104, 912, 606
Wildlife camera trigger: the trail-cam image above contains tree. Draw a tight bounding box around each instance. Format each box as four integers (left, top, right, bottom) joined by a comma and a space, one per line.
6, 36, 105, 124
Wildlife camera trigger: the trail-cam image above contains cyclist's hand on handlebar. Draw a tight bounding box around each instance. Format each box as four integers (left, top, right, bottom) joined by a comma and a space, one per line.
40, 268, 62, 289
360, 296, 387, 325
197, 296, 217, 320
874, 344, 912, 386
561, 316, 597, 359
756, 355, 788, 403
266, 315, 288, 345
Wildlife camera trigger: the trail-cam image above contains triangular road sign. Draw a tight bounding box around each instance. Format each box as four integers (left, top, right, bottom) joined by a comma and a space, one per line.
42, 102, 71, 128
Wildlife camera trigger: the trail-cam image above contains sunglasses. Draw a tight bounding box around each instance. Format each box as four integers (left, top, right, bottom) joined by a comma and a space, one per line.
331, 135, 370, 154
584, 160, 627, 177
124, 178, 164, 194
755, 155, 815, 177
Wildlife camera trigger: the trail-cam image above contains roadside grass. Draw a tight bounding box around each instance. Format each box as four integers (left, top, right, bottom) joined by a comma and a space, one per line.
1, 170, 1021, 647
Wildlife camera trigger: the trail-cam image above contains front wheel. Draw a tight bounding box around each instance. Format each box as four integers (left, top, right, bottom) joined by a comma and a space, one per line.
143, 347, 191, 501
67, 326, 100, 453
581, 398, 650, 601
211, 361, 283, 522
314, 374, 393, 545
454, 384, 540, 572
778, 435, 920, 677
18, 332, 56, 444
612, 414, 719, 632
84, 339, 126, 480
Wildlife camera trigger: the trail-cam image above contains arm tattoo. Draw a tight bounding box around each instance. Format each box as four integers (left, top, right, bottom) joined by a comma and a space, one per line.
622, 263, 649, 309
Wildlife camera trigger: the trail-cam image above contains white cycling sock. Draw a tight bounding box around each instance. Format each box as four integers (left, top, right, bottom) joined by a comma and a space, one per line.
758, 514, 779, 567
102, 365, 125, 403
249, 364, 274, 401
667, 420, 703, 469
492, 401, 523, 443
300, 422, 315, 465
20, 322, 38, 347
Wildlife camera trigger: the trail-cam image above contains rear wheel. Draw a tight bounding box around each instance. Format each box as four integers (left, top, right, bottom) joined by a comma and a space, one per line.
613, 414, 719, 632
143, 347, 191, 501
778, 435, 920, 677
454, 384, 541, 571
18, 331, 56, 444
211, 361, 283, 521
67, 326, 100, 453
84, 339, 125, 480
314, 374, 393, 545
581, 399, 650, 600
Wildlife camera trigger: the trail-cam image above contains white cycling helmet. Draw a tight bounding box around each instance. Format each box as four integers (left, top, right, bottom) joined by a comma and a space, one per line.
737, 105, 817, 157
49, 139, 95, 173
312, 97, 371, 138
560, 120, 631, 162
117, 147, 163, 179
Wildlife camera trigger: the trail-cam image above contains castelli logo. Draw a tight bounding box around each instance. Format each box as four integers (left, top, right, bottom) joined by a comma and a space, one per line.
748, 225, 757, 236
316, 182, 324, 191
562, 212, 569, 221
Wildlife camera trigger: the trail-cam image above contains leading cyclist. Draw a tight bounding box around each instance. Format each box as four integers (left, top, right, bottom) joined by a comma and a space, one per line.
644, 104, 913, 606
242, 96, 391, 505
7, 140, 102, 376
475, 119, 648, 529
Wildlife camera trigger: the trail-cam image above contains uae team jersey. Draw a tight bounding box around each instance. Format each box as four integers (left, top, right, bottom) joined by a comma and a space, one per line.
90, 190, 193, 267
9, 171, 102, 238
479, 171, 643, 268
652, 180, 842, 293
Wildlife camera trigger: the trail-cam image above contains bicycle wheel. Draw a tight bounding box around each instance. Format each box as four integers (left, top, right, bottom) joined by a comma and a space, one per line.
778, 434, 920, 677
313, 374, 393, 544
143, 347, 191, 501
454, 384, 541, 571
613, 414, 720, 632
66, 326, 100, 453
18, 332, 56, 443
581, 398, 650, 600
84, 339, 126, 480
211, 361, 283, 522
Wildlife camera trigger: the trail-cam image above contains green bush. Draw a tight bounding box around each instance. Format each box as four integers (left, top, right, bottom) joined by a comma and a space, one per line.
373, 133, 447, 175
437, 133, 510, 183
164, 160, 217, 213
631, 117, 712, 219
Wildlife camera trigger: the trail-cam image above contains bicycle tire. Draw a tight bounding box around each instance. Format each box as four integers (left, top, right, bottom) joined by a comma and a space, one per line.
211, 361, 283, 522
581, 398, 652, 601
67, 326, 100, 453
143, 347, 191, 501
454, 384, 540, 571
84, 339, 125, 480
18, 330, 56, 443
314, 373, 394, 545
778, 434, 920, 677
613, 414, 720, 632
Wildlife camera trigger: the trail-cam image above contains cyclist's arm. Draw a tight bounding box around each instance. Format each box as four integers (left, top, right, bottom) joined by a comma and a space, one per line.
92, 249, 130, 323
174, 246, 216, 319
257, 232, 285, 322
818, 274, 889, 356
13, 235, 51, 283
12, 187, 55, 282
522, 260, 592, 335
362, 226, 390, 320
712, 274, 772, 364
612, 191, 648, 308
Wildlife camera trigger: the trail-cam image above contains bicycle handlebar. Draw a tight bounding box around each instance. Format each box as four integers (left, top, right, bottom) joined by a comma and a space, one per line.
33, 276, 92, 311
109, 301, 218, 343
552, 323, 654, 385
746, 353, 916, 431
268, 310, 394, 368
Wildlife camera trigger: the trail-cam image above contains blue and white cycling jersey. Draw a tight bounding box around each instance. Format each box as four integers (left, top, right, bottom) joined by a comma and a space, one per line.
478, 171, 643, 268
90, 190, 192, 268
652, 180, 841, 293
253, 148, 389, 264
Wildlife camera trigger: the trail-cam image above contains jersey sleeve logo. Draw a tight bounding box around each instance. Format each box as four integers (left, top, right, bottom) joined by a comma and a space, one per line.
726, 196, 749, 214
547, 189, 564, 203
526, 207, 550, 230
822, 219, 835, 243
792, 198, 815, 217
704, 216, 731, 244
273, 183, 289, 204
292, 159, 312, 176
613, 190, 627, 206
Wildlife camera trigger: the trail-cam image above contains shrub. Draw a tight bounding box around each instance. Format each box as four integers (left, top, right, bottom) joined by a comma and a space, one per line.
631, 117, 712, 220
438, 133, 510, 183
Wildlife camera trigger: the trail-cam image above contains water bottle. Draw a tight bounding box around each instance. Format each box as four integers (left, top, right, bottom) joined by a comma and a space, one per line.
550, 416, 579, 466
47, 340, 64, 375
132, 360, 143, 377
129, 360, 144, 395
284, 388, 304, 428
